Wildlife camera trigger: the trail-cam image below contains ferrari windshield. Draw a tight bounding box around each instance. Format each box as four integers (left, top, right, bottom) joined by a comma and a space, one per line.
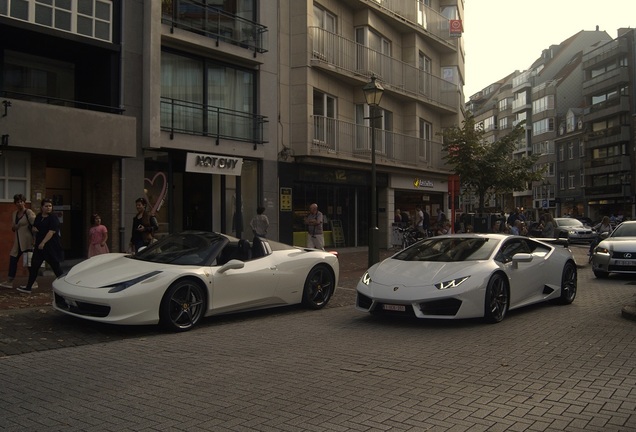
394, 237, 499, 262
131, 232, 227, 265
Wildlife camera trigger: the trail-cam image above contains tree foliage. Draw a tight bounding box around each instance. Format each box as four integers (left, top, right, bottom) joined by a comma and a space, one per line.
440, 115, 543, 214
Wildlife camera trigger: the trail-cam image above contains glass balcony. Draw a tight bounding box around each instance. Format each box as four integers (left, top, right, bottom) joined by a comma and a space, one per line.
161, 1, 268, 53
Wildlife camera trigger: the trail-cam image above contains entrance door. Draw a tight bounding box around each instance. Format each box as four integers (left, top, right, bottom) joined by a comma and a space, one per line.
183, 173, 213, 231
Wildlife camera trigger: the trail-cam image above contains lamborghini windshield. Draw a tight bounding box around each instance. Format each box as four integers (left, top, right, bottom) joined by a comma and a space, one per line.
394, 237, 499, 262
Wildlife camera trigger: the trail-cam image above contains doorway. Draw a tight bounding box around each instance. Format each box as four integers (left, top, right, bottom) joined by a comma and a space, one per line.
182, 172, 213, 231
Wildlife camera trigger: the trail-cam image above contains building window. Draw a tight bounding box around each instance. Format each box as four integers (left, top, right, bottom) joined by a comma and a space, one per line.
314, 4, 336, 32
498, 98, 508, 111
580, 169, 585, 187
559, 145, 564, 161
579, 141, 584, 158
483, 116, 496, 131
532, 118, 554, 136
355, 26, 391, 79
560, 174, 565, 190
532, 95, 554, 113
0, 151, 30, 202
499, 117, 508, 130
1, 0, 112, 42
160, 50, 258, 142
568, 143, 574, 159
312, 90, 336, 148
568, 172, 575, 189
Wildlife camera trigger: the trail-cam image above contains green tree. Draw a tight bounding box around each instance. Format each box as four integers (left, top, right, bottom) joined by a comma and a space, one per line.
440, 115, 543, 214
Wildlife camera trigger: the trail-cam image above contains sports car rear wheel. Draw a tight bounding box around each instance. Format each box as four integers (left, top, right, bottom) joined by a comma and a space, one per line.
160, 279, 206, 332
302, 265, 334, 309
484, 274, 508, 323
556, 261, 577, 305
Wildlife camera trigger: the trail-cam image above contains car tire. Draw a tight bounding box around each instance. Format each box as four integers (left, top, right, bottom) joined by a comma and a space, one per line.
302, 265, 335, 310
483, 273, 508, 323
555, 261, 577, 305
593, 269, 609, 279
159, 279, 206, 332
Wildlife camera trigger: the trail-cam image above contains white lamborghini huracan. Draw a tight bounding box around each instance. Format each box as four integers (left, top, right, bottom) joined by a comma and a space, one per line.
356, 234, 576, 323
53, 231, 339, 331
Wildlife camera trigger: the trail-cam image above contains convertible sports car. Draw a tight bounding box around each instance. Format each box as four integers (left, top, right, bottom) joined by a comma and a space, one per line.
591, 220, 636, 278
356, 234, 576, 323
53, 231, 339, 331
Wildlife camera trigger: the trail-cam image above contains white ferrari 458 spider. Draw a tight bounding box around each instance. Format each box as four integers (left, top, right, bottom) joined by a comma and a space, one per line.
53, 231, 339, 331
356, 234, 576, 323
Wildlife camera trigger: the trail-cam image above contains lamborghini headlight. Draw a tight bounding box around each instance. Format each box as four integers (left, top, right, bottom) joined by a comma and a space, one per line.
435, 276, 470, 290
105, 271, 162, 293
361, 271, 371, 286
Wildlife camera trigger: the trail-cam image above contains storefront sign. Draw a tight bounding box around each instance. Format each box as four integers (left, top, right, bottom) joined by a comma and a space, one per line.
280, 187, 292, 211
414, 178, 434, 188
186, 153, 243, 176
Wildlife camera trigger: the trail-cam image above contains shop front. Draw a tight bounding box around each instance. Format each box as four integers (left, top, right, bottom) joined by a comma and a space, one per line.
137, 150, 260, 243
391, 174, 449, 227
278, 162, 387, 248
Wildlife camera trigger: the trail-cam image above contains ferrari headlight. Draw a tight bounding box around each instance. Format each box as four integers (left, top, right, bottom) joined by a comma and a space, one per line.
435, 276, 469, 290
105, 271, 162, 293
361, 271, 371, 286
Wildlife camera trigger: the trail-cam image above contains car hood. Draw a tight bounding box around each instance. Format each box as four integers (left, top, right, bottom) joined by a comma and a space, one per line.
598, 238, 636, 249
63, 254, 165, 288
368, 258, 488, 287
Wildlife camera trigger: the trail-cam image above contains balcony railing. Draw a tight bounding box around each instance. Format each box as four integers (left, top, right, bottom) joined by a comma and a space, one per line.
311, 115, 446, 170
1, 90, 124, 114
161, 1, 268, 54
367, 0, 457, 45
161, 97, 267, 145
309, 27, 458, 111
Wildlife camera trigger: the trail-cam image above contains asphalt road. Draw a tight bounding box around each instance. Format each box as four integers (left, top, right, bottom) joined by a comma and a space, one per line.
0, 245, 635, 431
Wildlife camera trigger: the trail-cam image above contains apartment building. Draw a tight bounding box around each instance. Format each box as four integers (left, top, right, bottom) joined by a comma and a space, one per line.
0, 0, 136, 261
580, 28, 636, 221
279, 0, 465, 248
0, 0, 276, 272
467, 29, 614, 221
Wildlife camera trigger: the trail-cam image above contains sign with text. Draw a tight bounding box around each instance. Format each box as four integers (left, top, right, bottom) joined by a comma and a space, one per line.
186, 153, 243, 176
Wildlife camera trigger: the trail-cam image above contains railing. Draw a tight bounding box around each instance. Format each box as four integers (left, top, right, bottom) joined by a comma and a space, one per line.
366, 0, 457, 45
311, 115, 447, 169
309, 27, 458, 111
160, 97, 267, 145
161, 1, 268, 54
0, 90, 124, 114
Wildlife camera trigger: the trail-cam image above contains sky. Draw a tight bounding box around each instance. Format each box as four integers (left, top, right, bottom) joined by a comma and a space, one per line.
462, 0, 635, 98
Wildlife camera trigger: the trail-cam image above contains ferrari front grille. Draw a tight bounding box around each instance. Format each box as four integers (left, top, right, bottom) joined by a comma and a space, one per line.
54, 293, 111, 318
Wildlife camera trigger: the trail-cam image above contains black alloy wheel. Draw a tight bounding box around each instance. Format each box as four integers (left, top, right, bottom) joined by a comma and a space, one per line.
302, 265, 335, 309
160, 279, 206, 332
484, 273, 509, 323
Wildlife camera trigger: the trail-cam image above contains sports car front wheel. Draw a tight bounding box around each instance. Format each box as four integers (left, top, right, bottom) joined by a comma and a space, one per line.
302, 265, 334, 309
556, 262, 577, 305
484, 273, 509, 324
160, 279, 206, 332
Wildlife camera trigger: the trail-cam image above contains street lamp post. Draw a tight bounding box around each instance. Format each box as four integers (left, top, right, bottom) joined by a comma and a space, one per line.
363, 75, 384, 268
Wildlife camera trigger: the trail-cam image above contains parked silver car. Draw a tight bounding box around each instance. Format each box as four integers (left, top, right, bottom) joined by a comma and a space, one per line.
591, 221, 636, 278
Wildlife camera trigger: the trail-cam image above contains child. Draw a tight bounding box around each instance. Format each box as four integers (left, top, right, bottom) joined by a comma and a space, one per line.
88, 213, 109, 258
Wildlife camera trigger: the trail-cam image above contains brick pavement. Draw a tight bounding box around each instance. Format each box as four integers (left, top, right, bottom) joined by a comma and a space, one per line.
0, 255, 635, 431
